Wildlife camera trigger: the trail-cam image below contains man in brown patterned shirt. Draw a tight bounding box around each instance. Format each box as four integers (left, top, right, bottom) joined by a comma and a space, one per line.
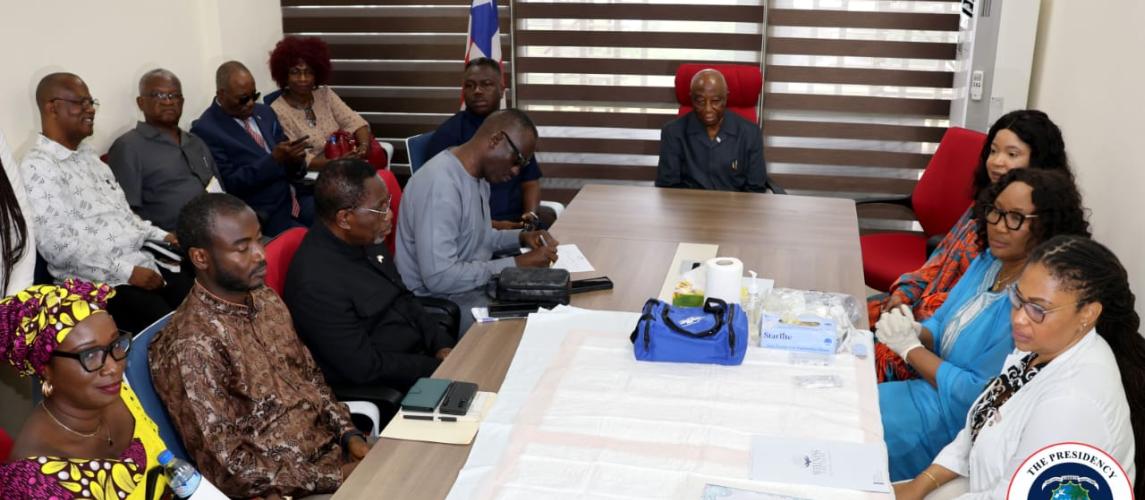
150, 193, 370, 498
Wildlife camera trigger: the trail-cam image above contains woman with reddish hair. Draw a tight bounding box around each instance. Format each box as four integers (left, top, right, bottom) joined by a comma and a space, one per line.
268, 36, 373, 172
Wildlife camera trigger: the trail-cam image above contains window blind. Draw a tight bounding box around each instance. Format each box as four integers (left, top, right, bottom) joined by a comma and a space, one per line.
763, 0, 962, 231
513, 1, 766, 203
282, 0, 965, 229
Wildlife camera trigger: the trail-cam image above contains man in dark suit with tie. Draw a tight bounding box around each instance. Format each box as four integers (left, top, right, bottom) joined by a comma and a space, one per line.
284, 159, 454, 392
192, 61, 313, 236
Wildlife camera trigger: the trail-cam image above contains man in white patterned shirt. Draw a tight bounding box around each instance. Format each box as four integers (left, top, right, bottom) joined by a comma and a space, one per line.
20, 72, 193, 333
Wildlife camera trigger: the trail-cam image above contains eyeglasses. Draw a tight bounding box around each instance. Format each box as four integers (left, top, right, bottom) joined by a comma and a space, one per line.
51, 97, 100, 110
51, 331, 132, 372
236, 92, 261, 106
984, 205, 1039, 231
356, 205, 390, 217
355, 197, 392, 217
500, 131, 529, 167
146, 91, 184, 102
1008, 285, 1076, 324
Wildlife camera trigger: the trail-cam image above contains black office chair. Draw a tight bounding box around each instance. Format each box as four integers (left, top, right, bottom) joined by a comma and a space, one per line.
417, 296, 462, 340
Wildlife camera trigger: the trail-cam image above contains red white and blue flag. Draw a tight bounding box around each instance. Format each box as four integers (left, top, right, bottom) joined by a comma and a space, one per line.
465, 0, 502, 65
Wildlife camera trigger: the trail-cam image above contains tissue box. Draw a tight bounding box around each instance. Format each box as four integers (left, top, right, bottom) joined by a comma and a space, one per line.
759, 313, 837, 354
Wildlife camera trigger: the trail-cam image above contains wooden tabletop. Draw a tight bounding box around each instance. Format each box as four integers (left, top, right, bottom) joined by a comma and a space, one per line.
333, 185, 867, 499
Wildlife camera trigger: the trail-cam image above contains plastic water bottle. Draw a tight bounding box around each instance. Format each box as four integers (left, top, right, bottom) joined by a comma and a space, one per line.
159, 450, 202, 498
156, 450, 229, 499
744, 270, 764, 344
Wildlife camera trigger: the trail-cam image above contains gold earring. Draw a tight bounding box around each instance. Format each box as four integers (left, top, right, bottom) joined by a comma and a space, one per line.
41, 379, 53, 399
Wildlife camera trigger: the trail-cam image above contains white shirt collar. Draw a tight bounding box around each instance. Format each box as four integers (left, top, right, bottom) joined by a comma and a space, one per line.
35, 133, 94, 161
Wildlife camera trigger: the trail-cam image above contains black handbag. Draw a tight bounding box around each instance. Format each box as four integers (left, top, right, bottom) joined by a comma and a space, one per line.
487, 267, 571, 306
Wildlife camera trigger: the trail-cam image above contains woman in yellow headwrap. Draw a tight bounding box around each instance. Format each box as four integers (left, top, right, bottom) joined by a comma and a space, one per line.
0, 280, 171, 499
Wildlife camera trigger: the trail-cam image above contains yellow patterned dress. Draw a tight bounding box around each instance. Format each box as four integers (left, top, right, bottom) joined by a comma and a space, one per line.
0, 381, 170, 500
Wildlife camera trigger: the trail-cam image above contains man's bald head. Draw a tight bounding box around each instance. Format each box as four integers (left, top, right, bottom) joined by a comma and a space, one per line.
690, 69, 728, 98
477, 108, 538, 142
139, 68, 181, 95
34, 72, 96, 148
215, 61, 251, 90
138, 69, 184, 128
215, 61, 258, 119
689, 69, 728, 129
35, 72, 83, 109
469, 109, 538, 184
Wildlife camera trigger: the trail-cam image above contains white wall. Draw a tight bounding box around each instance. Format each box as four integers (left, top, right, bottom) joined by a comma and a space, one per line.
1029, 0, 1145, 318
0, 0, 283, 160
0, 0, 283, 434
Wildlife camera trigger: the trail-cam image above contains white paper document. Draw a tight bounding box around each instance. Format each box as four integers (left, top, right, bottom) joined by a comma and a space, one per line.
750, 436, 891, 493
551, 243, 594, 272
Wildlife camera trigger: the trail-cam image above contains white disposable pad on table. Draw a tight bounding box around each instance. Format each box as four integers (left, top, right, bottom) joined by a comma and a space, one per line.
446, 307, 888, 500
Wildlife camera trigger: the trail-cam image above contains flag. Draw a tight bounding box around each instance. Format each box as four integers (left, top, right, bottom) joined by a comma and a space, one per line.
465, 0, 502, 64
463, 0, 505, 110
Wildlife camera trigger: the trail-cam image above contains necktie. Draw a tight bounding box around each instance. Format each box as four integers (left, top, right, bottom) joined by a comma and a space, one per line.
244, 118, 300, 217
242, 118, 268, 152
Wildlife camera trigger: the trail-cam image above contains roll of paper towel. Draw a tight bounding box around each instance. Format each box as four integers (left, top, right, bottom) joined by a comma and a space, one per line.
704, 257, 743, 304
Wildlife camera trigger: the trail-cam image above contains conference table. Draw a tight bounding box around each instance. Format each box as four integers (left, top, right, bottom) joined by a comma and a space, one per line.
334, 184, 870, 499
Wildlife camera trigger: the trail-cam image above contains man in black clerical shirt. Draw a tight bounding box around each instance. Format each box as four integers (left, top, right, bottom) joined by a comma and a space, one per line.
284, 159, 454, 392
655, 68, 780, 193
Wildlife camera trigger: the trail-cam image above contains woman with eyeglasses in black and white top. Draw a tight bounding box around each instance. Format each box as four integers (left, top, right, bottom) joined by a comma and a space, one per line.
895, 235, 1141, 499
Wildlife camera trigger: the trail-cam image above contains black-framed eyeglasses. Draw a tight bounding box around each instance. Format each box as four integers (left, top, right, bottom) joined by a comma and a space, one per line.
51, 97, 100, 110
236, 92, 261, 106
51, 331, 132, 372
1008, 285, 1075, 324
146, 91, 184, 102
500, 131, 529, 167
984, 205, 1039, 231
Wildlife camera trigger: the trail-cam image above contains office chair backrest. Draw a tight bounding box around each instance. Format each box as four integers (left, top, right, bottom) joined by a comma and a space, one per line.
376, 169, 402, 254
674, 63, 764, 124
913, 127, 988, 237
0, 428, 11, 463
406, 131, 436, 175
264, 227, 309, 296
123, 312, 192, 462
263, 89, 284, 105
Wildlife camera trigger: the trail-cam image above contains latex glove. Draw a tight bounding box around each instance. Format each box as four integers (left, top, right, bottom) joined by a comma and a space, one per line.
876, 305, 923, 358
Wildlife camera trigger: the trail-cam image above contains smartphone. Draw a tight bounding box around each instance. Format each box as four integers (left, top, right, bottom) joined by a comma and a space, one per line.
571, 276, 613, 294
439, 382, 478, 416
400, 377, 452, 412
487, 302, 539, 318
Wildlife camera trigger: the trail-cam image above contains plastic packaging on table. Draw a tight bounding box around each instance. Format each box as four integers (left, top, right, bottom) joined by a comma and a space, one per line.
760, 288, 861, 349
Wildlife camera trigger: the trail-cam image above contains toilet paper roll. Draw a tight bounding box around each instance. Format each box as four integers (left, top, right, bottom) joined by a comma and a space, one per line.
704, 257, 744, 305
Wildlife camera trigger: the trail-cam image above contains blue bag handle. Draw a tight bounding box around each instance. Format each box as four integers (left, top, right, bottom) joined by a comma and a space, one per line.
660, 297, 727, 338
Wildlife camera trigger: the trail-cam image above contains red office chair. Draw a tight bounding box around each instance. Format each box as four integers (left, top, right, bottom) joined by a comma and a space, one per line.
264, 227, 308, 296
674, 63, 763, 124
0, 428, 13, 463
263, 224, 461, 340
858, 127, 988, 291
376, 169, 402, 254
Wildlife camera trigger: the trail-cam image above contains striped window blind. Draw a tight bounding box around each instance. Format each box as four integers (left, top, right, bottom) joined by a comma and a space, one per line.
513, 0, 767, 203
764, 0, 961, 231
281, 0, 511, 169
281, 1, 963, 229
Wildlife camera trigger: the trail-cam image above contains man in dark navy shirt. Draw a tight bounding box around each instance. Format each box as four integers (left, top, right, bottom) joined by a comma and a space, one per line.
426, 58, 551, 229
656, 69, 779, 193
